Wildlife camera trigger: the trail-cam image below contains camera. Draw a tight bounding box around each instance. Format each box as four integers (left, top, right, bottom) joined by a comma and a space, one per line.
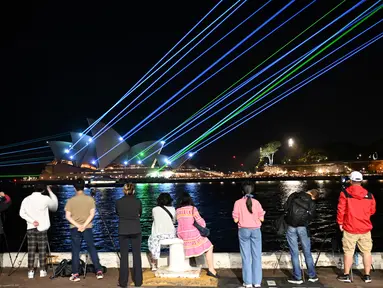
341, 176, 350, 190
90, 188, 97, 197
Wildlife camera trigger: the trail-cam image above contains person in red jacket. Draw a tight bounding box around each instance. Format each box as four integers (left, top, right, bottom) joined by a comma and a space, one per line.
337, 171, 376, 283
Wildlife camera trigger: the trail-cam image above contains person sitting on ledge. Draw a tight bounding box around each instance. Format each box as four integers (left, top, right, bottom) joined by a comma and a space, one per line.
176, 192, 218, 278
148, 192, 176, 271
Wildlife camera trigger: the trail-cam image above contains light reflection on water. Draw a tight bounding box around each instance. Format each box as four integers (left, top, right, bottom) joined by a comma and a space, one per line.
4, 180, 383, 253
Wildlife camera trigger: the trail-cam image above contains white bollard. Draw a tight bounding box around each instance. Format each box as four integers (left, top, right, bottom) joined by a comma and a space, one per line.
156, 238, 200, 278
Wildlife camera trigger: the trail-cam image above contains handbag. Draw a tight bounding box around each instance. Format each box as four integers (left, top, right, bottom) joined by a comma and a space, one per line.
274, 214, 288, 236
192, 207, 210, 237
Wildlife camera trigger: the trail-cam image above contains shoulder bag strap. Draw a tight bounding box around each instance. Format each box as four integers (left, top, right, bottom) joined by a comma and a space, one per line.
160, 206, 173, 221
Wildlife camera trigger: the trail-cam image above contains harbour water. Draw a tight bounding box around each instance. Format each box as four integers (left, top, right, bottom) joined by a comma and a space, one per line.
2, 179, 383, 253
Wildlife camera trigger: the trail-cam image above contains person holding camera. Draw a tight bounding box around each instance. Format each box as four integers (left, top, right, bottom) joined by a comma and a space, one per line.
337, 171, 376, 283
284, 189, 319, 284
19, 184, 58, 279
65, 178, 104, 282
0, 191, 12, 242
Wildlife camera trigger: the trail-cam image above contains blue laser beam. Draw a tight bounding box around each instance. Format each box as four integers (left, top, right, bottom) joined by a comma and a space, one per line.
0, 132, 68, 150
0, 160, 52, 167
168, 1, 379, 161
70, 0, 228, 149
171, 0, 374, 159
141, 15, 381, 162
122, 0, 311, 140
96, 1, 295, 161
79, 0, 264, 149
0, 156, 53, 165
0, 146, 49, 156
191, 32, 383, 155
136, 0, 372, 162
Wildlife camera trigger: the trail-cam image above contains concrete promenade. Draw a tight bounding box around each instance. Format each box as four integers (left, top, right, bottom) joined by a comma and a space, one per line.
2, 252, 383, 270
0, 268, 382, 287
1, 252, 383, 287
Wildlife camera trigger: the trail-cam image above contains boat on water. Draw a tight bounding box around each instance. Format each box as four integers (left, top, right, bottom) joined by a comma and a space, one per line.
88, 175, 117, 185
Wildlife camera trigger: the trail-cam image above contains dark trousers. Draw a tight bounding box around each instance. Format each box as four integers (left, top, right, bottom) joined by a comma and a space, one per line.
27, 229, 48, 270
118, 233, 142, 287
70, 228, 102, 274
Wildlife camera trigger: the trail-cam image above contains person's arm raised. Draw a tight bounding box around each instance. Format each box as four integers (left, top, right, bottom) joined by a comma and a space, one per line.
46, 186, 58, 212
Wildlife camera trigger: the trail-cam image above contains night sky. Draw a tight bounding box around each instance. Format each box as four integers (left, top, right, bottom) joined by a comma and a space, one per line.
1, 1, 382, 170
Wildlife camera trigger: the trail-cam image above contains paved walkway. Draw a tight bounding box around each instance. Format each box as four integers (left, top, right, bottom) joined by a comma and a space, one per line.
0, 268, 382, 287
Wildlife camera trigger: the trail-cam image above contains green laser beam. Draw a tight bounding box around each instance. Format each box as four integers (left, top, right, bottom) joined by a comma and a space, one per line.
167, 5, 382, 167
135, 1, 346, 160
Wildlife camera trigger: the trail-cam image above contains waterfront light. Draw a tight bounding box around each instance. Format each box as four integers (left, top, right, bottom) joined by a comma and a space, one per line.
188, 152, 194, 158
138, 160, 142, 164
91, 160, 96, 165
64, 149, 70, 154
288, 138, 294, 147
165, 159, 171, 165
88, 138, 93, 143
70, 156, 74, 159
160, 141, 165, 145
79, 133, 83, 136
124, 161, 128, 165
119, 137, 123, 141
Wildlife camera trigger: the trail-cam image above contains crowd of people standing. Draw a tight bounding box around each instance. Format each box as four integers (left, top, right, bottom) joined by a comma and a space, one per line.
0, 170, 377, 287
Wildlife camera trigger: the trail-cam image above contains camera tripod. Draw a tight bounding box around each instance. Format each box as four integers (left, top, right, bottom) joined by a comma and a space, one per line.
273, 238, 307, 281
91, 189, 120, 260
7, 231, 53, 277
0, 232, 13, 274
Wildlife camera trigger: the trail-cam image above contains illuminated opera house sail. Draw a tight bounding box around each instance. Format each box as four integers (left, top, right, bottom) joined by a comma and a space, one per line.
43, 119, 190, 178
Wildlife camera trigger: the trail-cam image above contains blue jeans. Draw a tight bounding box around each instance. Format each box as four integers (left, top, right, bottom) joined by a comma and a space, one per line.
70, 228, 102, 274
286, 226, 316, 280
238, 228, 262, 285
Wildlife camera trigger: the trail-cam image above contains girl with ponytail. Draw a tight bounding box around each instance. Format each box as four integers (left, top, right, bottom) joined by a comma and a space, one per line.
232, 182, 266, 288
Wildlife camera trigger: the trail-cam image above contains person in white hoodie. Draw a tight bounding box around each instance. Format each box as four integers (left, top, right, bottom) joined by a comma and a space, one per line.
19, 184, 58, 279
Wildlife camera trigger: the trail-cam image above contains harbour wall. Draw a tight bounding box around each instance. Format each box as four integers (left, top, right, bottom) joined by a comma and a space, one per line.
2, 252, 383, 269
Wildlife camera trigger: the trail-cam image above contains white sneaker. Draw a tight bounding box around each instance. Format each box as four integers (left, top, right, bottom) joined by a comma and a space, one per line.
253, 285, 261, 288
28, 270, 35, 279
40, 270, 47, 277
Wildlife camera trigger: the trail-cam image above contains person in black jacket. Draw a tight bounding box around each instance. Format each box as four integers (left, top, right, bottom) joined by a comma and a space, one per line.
284, 189, 319, 285
0, 191, 12, 241
116, 183, 143, 288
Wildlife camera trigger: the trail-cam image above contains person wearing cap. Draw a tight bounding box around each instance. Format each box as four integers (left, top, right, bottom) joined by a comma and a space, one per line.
337, 171, 376, 283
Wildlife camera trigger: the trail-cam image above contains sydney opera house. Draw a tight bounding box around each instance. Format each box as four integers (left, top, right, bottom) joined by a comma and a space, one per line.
40, 119, 194, 180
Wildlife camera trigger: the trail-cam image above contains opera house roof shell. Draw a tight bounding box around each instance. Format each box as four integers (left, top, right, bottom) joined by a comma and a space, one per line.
47, 119, 187, 169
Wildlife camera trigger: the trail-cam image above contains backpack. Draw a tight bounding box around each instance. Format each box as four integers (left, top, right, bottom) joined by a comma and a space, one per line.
50, 259, 85, 278
286, 193, 313, 227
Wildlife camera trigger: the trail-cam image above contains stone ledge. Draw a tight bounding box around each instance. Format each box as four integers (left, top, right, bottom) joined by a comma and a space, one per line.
1, 252, 383, 269
144, 269, 217, 286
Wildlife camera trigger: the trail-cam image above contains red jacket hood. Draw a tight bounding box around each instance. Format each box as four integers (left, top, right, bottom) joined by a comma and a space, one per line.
346, 185, 368, 200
